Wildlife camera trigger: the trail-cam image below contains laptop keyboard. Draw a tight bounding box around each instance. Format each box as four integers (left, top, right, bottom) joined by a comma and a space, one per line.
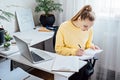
31, 51, 44, 62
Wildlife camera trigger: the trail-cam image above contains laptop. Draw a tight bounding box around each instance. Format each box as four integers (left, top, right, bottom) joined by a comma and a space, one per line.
13, 36, 53, 64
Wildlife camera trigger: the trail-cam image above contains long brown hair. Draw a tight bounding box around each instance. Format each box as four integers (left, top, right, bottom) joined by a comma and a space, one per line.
71, 5, 95, 21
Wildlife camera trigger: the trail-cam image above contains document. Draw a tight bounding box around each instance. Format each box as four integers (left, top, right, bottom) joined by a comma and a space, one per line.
52, 55, 80, 72
0, 46, 19, 56
79, 48, 103, 60
16, 8, 35, 32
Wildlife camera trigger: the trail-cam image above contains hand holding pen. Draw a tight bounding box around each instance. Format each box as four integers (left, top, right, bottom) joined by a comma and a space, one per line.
76, 44, 84, 56
78, 44, 81, 48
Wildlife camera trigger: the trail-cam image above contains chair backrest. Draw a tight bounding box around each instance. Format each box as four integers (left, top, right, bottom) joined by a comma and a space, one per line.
53, 26, 59, 49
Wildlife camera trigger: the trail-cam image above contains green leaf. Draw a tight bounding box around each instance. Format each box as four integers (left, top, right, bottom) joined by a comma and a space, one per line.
35, 0, 63, 15
2, 11, 14, 18
4, 33, 12, 41
0, 15, 9, 21
4, 42, 10, 47
0, 9, 14, 22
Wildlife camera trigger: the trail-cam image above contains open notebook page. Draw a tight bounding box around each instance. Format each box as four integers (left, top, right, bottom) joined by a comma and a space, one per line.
84, 48, 103, 55
79, 48, 103, 60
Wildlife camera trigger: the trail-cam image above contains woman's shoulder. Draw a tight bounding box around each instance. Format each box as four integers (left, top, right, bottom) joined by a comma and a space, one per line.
57, 20, 71, 32
59, 20, 72, 28
61, 20, 71, 25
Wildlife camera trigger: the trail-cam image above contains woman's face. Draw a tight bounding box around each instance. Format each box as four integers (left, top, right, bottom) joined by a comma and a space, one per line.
80, 19, 94, 31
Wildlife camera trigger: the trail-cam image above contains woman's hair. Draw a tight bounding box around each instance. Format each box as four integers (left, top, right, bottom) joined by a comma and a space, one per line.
71, 5, 95, 21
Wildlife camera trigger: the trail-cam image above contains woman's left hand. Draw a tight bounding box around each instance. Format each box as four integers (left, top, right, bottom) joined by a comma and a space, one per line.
90, 45, 100, 50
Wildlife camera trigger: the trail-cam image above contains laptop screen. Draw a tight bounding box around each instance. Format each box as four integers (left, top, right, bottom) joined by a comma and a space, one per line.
14, 35, 53, 63
14, 36, 32, 62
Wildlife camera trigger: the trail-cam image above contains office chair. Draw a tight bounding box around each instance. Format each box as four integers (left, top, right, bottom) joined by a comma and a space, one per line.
52, 26, 98, 80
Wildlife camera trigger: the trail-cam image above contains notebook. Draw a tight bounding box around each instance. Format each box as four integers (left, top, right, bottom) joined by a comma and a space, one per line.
14, 36, 53, 64
52, 55, 80, 72
79, 48, 103, 60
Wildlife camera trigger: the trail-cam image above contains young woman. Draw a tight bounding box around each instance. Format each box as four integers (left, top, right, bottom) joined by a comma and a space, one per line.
55, 5, 100, 56
55, 5, 100, 80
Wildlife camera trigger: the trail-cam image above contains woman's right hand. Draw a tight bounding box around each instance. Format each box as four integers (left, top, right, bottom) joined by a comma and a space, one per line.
76, 48, 84, 56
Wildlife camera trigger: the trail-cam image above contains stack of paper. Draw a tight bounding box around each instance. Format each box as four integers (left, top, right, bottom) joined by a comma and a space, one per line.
79, 48, 103, 60
52, 55, 80, 72
0, 46, 19, 56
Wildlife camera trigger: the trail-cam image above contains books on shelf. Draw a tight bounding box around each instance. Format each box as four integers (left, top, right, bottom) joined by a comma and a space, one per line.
79, 48, 103, 60
52, 55, 80, 72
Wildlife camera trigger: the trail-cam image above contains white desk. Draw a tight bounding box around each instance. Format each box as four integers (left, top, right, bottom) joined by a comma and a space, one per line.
0, 30, 54, 56
13, 29, 54, 46
7, 48, 87, 80
0, 30, 87, 80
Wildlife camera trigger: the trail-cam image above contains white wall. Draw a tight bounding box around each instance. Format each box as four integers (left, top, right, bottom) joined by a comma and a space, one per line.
0, 0, 40, 33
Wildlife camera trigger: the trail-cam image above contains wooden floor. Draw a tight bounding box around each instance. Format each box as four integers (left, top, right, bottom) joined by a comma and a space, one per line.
29, 68, 54, 80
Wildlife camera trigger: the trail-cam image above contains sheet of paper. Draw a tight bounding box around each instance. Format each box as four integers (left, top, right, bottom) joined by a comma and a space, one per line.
79, 48, 103, 60
16, 8, 35, 32
84, 48, 103, 56
52, 55, 80, 72
0, 46, 19, 56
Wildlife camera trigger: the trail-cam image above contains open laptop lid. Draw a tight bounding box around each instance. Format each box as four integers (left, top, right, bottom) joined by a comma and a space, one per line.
13, 36, 33, 63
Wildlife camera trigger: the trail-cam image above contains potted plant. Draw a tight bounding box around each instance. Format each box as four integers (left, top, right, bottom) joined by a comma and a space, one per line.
4, 31, 12, 50
0, 9, 14, 45
35, 0, 63, 27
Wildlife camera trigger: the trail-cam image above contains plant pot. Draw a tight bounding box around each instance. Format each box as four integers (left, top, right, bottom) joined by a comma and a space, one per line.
0, 28, 5, 45
4, 42, 10, 51
40, 14, 55, 27
4, 46, 10, 51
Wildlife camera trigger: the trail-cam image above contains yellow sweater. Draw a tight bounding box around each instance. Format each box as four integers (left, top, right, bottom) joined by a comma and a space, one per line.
55, 20, 94, 56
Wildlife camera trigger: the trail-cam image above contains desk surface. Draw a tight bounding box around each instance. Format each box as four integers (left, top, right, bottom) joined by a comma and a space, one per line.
7, 48, 87, 78
0, 30, 54, 56
0, 30, 87, 79
13, 30, 54, 46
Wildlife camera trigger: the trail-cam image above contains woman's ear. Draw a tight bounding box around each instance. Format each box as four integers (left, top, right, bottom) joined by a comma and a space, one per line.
78, 16, 81, 20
